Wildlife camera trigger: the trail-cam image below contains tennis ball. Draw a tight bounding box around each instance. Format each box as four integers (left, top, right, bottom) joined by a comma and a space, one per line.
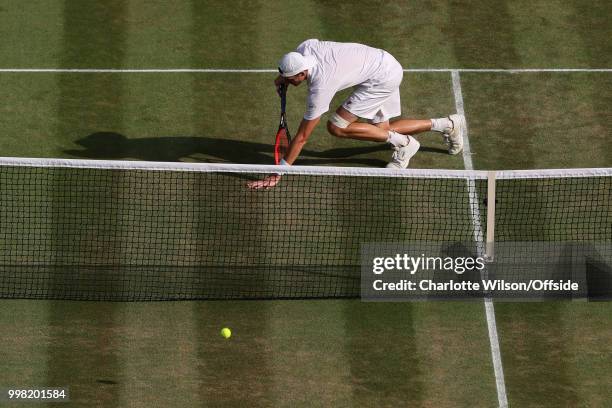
220, 327, 232, 339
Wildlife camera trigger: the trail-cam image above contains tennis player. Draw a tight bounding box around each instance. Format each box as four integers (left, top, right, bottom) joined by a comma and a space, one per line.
248, 39, 465, 189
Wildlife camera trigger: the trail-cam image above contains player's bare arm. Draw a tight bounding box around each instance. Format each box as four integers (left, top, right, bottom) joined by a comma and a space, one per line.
283, 117, 320, 164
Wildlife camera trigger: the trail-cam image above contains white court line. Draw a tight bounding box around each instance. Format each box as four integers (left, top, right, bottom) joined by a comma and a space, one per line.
414, 68, 612, 73
0, 68, 275, 73
451, 70, 509, 408
0, 68, 610, 73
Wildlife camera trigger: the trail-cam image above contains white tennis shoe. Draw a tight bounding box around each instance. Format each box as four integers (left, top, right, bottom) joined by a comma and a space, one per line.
443, 114, 465, 155
386, 135, 420, 169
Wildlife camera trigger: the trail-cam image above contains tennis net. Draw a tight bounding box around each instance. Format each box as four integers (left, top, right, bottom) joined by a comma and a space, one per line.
0, 158, 610, 301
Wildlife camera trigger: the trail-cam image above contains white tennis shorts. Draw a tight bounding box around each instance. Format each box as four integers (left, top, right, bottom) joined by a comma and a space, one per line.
342, 51, 403, 124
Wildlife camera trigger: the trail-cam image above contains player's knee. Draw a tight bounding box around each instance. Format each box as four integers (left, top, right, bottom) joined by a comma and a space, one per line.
327, 113, 351, 138
327, 121, 347, 138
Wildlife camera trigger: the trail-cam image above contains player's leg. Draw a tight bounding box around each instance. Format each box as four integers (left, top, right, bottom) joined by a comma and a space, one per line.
326, 66, 422, 168
326, 58, 424, 168
391, 116, 465, 155
326, 106, 420, 150
326, 107, 419, 169
389, 119, 432, 135
326, 107, 389, 142
370, 114, 420, 170
326, 83, 411, 143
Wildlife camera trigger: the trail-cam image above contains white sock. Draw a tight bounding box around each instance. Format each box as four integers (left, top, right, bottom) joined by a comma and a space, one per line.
430, 117, 452, 133
387, 131, 408, 147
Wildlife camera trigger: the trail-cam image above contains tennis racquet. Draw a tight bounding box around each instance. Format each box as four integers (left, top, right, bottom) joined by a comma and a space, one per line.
274, 84, 291, 165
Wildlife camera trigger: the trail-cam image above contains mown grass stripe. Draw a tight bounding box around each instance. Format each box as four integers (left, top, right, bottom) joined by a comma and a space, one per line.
1, 68, 611, 73
46, 1, 127, 406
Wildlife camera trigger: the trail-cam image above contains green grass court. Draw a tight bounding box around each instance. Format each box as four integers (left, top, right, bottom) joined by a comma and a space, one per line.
1, 1, 611, 407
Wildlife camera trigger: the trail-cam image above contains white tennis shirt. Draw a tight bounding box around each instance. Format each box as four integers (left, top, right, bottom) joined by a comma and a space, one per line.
296, 39, 392, 120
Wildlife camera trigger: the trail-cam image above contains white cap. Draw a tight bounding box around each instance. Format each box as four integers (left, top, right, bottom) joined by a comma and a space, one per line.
278, 52, 316, 77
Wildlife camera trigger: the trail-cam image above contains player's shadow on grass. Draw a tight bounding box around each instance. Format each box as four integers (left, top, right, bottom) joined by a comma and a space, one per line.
66, 132, 446, 167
